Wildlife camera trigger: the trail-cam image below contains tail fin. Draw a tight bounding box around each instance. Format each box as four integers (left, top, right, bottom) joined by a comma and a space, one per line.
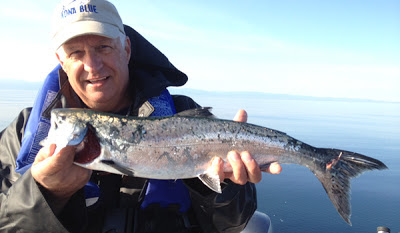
314, 148, 388, 225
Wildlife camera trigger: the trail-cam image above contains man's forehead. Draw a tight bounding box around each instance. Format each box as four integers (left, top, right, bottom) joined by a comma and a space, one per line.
63, 35, 115, 48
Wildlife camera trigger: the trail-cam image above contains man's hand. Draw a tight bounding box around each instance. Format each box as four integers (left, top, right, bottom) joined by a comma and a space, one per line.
212, 109, 282, 185
31, 144, 91, 210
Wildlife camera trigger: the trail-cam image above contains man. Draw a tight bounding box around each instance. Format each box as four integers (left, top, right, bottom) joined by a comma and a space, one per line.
0, 0, 281, 232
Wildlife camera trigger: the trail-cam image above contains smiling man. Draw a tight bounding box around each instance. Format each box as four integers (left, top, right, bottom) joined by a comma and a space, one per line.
56, 35, 132, 112
0, 0, 280, 232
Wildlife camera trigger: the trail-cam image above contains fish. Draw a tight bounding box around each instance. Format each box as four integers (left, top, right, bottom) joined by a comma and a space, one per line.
41, 107, 388, 225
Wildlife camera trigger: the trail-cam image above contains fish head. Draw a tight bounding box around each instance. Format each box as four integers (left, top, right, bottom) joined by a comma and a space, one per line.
41, 108, 129, 176
41, 108, 89, 151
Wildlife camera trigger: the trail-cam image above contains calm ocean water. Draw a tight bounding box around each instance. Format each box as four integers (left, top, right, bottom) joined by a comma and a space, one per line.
1, 89, 399, 232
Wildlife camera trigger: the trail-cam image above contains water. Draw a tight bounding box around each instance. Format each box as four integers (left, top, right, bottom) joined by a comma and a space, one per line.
1, 88, 399, 232
0, 90, 38, 127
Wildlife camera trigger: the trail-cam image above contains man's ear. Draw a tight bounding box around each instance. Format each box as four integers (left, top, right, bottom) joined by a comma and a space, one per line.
56, 52, 64, 67
124, 36, 131, 62
55, 50, 69, 74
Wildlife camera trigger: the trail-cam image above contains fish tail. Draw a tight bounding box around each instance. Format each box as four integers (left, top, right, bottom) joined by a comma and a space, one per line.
313, 148, 388, 225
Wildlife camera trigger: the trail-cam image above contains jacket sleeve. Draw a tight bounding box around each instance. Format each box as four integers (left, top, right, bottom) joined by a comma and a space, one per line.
186, 179, 257, 233
0, 108, 86, 233
172, 95, 258, 233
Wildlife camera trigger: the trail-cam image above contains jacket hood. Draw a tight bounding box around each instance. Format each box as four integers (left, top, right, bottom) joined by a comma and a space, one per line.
124, 25, 188, 104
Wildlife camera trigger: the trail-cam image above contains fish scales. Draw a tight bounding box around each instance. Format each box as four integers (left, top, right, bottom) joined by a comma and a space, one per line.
42, 108, 388, 225
100, 116, 297, 176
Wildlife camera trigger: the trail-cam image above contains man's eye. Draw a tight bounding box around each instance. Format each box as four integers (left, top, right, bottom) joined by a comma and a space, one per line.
98, 45, 112, 52
70, 51, 83, 58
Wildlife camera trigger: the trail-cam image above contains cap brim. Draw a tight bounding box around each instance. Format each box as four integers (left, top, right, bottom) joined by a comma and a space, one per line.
53, 20, 122, 50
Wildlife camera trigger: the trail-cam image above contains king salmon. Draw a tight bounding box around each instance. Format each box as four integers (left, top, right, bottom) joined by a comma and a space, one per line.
41, 108, 388, 225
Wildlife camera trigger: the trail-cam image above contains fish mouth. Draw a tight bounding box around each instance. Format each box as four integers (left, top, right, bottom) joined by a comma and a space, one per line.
68, 126, 88, 146
74, 125, 101, 164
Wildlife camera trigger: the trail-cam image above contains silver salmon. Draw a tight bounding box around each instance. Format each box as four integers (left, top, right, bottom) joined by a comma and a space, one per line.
42, 108, 387, 225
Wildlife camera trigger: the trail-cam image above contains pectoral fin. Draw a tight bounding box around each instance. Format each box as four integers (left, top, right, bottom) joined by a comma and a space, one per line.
100, 159, 135, 177
198, 172, 222, 193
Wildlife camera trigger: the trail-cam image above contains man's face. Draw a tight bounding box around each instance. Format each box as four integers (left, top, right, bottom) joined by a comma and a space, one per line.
56, 35, 131, 112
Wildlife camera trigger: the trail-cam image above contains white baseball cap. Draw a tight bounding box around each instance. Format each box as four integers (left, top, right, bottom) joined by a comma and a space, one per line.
51, 0, 125, 50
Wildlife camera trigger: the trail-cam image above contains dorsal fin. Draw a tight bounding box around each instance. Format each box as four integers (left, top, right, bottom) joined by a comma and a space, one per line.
175, 107, 215, 118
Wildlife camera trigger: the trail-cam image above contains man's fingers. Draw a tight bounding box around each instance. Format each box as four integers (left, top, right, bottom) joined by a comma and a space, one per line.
233, 109, 247, 123
46, 146, 76, 170
34, 144, 56, 164
241, 151, 262, 183
33, 145, 77, 177
210, 157, 225, 182
227, 151, 247, 185
223, 110, 282, 185
263, 162, 282, 174
52, 146, 76, 164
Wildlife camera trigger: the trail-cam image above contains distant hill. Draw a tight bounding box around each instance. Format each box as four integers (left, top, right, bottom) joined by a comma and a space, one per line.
169, 87, 397, 104
0, 80, 43, 90
0, 79, 396, 104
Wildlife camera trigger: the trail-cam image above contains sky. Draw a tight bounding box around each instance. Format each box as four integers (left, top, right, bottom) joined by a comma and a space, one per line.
0, 0, 399, 102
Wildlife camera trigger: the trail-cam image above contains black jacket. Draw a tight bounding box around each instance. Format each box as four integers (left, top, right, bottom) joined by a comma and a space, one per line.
0, 26, 257, 233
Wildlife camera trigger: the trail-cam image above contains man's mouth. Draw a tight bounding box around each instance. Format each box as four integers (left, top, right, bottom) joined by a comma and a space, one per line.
87, 76, 109, 84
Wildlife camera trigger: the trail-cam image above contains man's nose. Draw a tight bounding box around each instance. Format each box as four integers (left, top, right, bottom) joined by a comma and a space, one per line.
83, 51, 103, 74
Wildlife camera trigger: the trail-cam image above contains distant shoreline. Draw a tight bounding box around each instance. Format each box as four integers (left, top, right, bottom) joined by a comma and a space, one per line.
0, 80, 43, 91
169, 87, 399, 104
0, 80, 398, 104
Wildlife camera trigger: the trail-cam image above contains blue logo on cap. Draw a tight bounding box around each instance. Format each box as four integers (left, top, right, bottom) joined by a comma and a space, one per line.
61, 7, 77, 18
61, 0, 98, 18
80, 4, 98, 13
